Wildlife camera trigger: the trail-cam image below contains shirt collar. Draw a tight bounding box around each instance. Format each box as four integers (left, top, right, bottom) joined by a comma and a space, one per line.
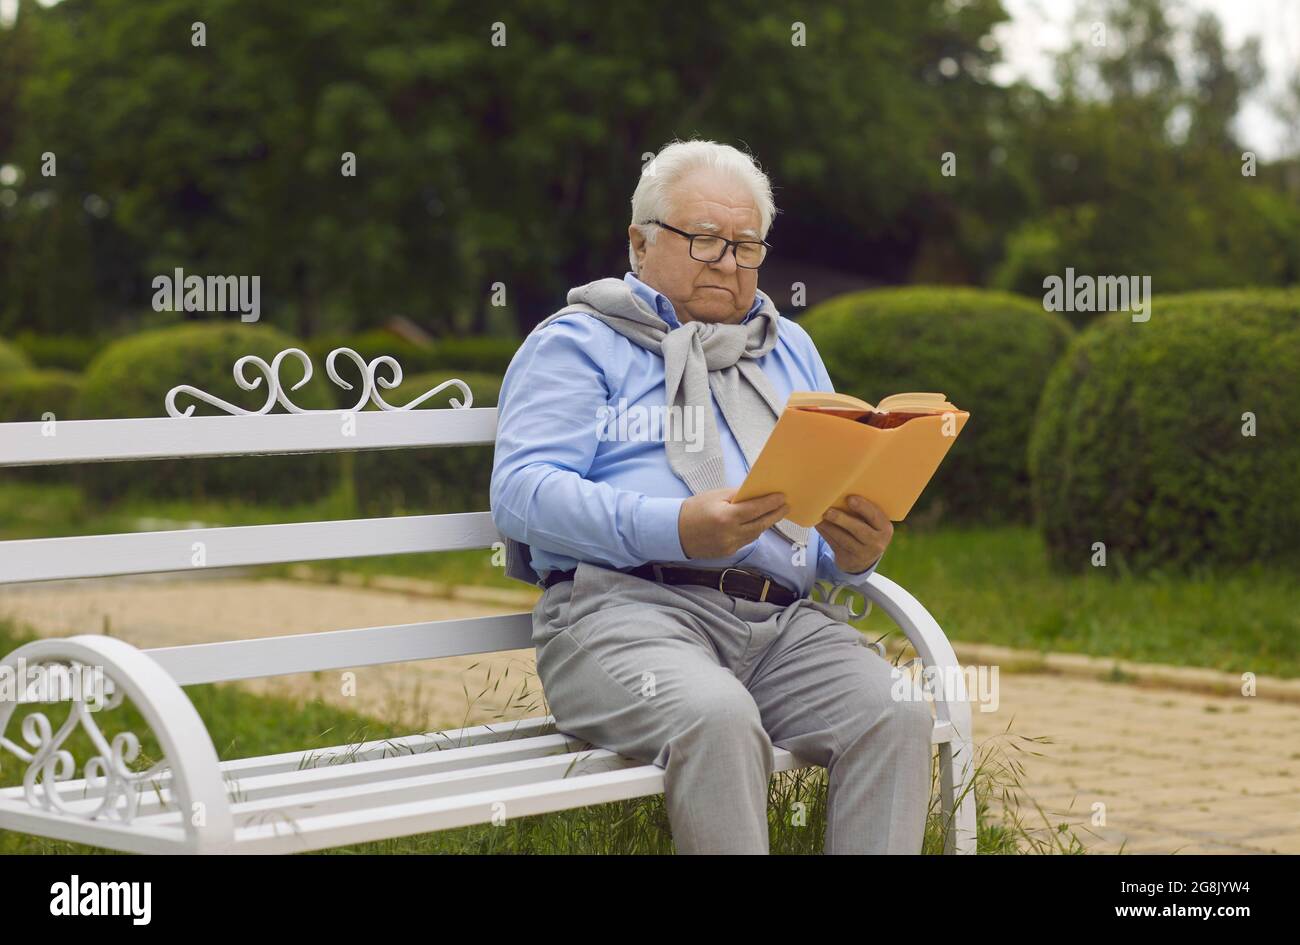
624, 272, 763, 328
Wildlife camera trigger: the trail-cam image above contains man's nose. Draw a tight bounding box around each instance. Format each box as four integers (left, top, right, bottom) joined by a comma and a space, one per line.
709, 247, 739, 274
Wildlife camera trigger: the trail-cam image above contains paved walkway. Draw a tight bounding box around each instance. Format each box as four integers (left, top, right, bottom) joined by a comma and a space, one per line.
963, 674, 1299, 854
1, 575, 1295, 854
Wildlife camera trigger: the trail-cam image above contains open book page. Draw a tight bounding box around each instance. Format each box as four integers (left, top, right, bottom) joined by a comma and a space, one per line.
788, 391, 958, 428
875, 392, 957, 413
785, 391, 875, 411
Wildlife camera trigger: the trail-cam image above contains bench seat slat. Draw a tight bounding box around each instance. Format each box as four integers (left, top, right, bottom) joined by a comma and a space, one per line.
214, 716, 558, 777
229, 748, 820, 854
136, 744, 644, 828
137, 735, 589, 818
0, 717, 563, 807
0, 714, 953, 814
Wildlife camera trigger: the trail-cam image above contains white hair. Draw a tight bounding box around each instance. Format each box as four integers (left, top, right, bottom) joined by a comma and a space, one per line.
628, 139, 776, 275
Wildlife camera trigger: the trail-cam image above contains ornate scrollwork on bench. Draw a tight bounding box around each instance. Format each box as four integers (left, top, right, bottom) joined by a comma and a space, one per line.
0, 658, 169, 824
810, 578, 872, 620
0, 636, 234, 850
165, 346, 475, 418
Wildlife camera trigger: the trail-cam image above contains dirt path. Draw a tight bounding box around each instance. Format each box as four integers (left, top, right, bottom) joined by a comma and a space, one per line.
2, 575, 1295, 854
0, 574, 540, 732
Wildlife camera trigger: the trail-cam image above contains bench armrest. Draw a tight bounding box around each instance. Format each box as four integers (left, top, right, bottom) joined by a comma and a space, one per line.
862, 571, 969, 728
0, 635, 234, 853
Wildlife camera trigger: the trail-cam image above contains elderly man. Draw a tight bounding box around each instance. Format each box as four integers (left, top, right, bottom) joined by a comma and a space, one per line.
490, 139, 933, 854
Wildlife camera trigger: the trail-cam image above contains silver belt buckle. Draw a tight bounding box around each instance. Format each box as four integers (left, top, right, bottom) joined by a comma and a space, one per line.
718, 567, 770, 602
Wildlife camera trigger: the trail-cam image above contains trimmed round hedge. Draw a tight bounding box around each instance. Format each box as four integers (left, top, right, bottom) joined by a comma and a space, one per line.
0, 339, 32, 373
1029, 289, 1300, 574
353, 370, 501, 516
11, 332, 102, 371
0, 369, 82, 422
75, 323, 341, 505
0, 369, 83, 483
304, 331, 520, 382
800, 286, 1073, 522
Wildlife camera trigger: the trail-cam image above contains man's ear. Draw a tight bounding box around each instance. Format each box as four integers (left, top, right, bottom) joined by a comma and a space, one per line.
628, 224, 647, 269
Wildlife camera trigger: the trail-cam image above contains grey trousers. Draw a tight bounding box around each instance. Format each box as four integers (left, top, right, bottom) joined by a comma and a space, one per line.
531, 560, 935, 854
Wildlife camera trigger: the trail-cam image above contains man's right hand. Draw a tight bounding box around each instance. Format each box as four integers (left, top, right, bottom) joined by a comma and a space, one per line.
677, 487, 790, 560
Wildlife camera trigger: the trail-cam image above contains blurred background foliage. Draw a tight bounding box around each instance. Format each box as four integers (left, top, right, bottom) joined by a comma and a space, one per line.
0, 0, 1297, 572
1, 0, 1296, 342
802, 286, 1073, 523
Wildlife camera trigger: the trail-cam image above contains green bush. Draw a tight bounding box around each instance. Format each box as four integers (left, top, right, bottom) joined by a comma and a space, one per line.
353, 371, 501, 516
75, 323, 341, 505
0, 369, 83, 483
0, 339, 31, 373
1029, 289, 1300, 574
11, 331, 103, 371
303, 330, 432, 389
304, 331, 520, 384
428, 336, 520, 374
0, 369, 82, 422
800, 286, 1073, 523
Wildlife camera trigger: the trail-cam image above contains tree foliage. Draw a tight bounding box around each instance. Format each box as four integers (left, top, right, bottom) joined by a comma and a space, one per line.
0, 0, 1294, 341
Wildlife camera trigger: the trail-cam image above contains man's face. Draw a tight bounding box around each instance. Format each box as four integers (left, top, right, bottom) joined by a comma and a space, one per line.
629, 168, 762, 325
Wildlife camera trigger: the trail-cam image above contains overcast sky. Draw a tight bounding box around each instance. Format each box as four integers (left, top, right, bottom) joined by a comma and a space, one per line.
997, 0, 1298, 158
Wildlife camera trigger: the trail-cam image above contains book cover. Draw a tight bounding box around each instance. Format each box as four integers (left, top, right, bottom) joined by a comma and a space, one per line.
732, 392, 970, 524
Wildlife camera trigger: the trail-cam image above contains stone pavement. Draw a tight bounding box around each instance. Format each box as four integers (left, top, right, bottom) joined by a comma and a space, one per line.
1, 574, 1295, 854
961, 673, 1299, 854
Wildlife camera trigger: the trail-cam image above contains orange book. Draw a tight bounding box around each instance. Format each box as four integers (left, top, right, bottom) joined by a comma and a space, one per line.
732, 391, 970, 524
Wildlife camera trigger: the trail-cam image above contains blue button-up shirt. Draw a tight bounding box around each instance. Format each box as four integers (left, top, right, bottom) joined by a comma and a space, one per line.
490, 271, 881, 598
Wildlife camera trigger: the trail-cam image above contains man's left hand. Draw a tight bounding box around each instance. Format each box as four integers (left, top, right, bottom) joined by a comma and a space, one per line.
815, 495, 893, 574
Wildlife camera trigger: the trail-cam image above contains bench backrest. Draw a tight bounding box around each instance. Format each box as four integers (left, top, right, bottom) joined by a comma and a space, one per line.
0, 349, 534, 688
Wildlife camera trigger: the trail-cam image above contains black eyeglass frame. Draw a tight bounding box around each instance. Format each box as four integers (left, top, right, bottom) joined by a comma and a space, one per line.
645, 219, 771, 269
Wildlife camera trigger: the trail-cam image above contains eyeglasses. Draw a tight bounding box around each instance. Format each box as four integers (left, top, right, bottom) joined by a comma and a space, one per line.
646, 220, 770, 269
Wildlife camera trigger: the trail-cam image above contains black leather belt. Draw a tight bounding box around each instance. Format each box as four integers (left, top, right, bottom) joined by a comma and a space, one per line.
540, 562, 801, 606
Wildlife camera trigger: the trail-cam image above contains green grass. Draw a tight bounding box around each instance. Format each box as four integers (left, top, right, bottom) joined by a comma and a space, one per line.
852, 525, 1300, 679
0, 618, 1090, 855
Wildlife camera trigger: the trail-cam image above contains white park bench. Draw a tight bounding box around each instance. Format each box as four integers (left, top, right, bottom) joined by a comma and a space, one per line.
0, 347, 976, 854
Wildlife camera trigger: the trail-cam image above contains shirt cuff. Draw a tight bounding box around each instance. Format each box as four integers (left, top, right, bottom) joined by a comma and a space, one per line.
822, 549, 883, 586
636, 495, 687, 563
